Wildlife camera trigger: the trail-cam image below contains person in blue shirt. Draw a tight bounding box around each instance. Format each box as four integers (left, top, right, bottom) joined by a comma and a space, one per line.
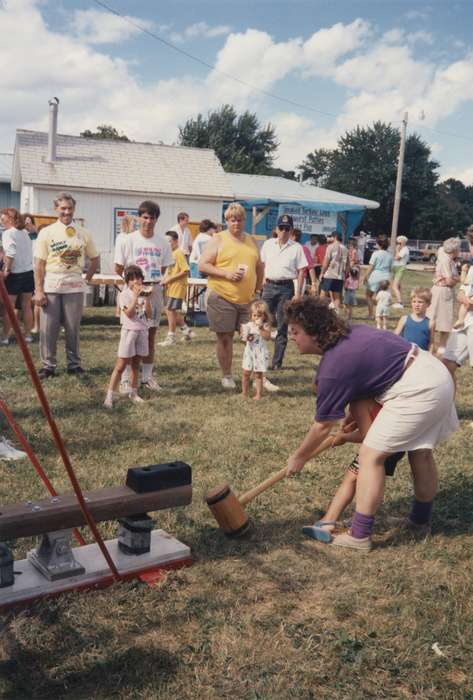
394, 287, 435, 352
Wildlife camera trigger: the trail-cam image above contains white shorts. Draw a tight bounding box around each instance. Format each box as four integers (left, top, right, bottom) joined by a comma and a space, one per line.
118, 329, 149, 358
364, 349, 458, 453
444, 324, 473, 367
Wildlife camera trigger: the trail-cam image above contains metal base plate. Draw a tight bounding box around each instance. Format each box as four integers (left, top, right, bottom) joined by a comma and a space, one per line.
0, 530, 191, 611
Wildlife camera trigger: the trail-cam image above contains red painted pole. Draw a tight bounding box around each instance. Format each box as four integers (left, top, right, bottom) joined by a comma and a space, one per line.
0, 277, 120, 579
0, 397, 85, 546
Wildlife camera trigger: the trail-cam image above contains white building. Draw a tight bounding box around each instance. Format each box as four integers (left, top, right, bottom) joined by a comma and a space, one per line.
12, 129, 232, 271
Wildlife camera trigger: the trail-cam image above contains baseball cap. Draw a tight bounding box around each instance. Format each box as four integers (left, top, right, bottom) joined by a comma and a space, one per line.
277, 214, 294, 228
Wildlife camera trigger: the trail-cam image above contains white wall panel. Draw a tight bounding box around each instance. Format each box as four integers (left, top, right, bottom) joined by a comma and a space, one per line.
31, 187, 223, 272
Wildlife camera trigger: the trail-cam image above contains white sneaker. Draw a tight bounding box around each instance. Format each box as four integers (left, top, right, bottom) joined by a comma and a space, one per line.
119, 381, 132, 395
0, 437, 27, 461
141, 377, 163, 391
0, 338, 10, 346
130, 393, 145, 404
180, 327, 195, 338
392, 302, 404, 309
103, 394, 114, 409
263, 377, 280, 392
270, 330, 277, 340
221, 376, 236, 389
158, 335, 176, 347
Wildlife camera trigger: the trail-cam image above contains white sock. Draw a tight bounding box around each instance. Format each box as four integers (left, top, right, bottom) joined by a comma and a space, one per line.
121, 366, 130, 384
168, 331, 176, 338
142, 363, 153, 382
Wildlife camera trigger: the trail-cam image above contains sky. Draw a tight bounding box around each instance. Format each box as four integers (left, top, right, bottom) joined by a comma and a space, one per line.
1, 0, 473, 184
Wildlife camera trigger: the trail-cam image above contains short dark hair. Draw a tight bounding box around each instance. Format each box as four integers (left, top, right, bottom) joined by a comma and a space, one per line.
138, 200, 160, 219
23, 213, 36, 226
285, 296, 350, 352
124, 264, 144, 283
292, 228, 302, 242
318, 234, 327, 244
199, 219, 216, 233
177, 212, 189, 222
376, 235, 389, 250
329, 231, 340, 241
165, 230, 179, 240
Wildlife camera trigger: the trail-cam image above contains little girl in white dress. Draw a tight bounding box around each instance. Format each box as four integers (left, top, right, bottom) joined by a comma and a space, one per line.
240, 300, 272, 400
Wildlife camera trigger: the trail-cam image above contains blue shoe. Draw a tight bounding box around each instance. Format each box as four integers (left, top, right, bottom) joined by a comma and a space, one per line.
302, 520, 336, 543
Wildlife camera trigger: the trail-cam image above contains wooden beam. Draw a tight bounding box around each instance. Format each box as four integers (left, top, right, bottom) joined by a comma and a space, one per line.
0, 485, 192, 540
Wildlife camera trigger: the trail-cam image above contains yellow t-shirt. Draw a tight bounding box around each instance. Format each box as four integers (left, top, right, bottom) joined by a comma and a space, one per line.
207, 231, 258, 304
166, 249, 189, 300
35, 220, 98, 293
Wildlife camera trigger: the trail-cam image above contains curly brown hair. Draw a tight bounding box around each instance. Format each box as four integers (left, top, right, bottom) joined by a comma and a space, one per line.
285, 296, 350, 351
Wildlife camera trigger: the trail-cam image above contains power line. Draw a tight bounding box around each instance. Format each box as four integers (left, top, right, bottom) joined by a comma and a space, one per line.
92, 0, 473, 146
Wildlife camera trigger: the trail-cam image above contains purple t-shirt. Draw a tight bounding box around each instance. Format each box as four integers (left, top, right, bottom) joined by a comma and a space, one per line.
315, 324, 411, 422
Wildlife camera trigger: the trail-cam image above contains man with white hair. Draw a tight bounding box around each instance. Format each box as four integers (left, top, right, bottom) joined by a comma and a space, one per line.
34, 192, 99, 379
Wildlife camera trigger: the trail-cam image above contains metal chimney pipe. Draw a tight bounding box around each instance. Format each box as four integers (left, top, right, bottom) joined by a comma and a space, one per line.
47, 97, 59, 163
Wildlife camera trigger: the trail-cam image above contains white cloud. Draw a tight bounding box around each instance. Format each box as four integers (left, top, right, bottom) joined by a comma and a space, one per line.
406, 30, 433, 45
170, 21, 231, 43
302, 19, 371, 77
441, 166, 473, 186
72, 9, 154, 44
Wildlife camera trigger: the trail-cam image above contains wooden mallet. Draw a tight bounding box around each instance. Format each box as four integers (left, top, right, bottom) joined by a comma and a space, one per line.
205, 433, 340, 537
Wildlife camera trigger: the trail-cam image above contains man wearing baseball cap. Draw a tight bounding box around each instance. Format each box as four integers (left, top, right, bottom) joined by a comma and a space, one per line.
260, 214, 306, 371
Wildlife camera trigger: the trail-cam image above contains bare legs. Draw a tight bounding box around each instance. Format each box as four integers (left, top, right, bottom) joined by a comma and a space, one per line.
215, 331, 234, 377
241, 370, 263, 400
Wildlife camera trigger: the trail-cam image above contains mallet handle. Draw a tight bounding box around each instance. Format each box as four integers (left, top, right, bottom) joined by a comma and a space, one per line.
238, 433, 338, 507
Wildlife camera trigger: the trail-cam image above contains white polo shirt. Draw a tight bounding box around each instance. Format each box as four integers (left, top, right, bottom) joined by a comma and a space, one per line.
261, 238, 307, 280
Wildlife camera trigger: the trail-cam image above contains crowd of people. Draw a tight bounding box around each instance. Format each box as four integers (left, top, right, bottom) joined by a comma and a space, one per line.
1, 193, 472, 553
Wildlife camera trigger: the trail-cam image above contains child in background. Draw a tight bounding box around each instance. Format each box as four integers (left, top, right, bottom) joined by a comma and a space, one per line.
159, 231, 194, 347
395, 287, 434, 351
241, 300, 272, 400
104, 265, 151, 408
375, 279, 391, 329
453, 263, 473, 330
302, 399, 404, 542
343, 266, 359, 320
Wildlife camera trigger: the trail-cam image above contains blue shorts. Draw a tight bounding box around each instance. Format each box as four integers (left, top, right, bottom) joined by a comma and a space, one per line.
343, 289, 357, 306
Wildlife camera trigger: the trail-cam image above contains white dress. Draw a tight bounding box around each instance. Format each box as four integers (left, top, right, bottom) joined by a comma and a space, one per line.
242, 322, 269, 372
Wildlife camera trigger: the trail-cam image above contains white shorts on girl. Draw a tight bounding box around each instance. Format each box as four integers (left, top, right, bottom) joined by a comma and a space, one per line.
364, 349, 458, 453
118, 328, 149, 358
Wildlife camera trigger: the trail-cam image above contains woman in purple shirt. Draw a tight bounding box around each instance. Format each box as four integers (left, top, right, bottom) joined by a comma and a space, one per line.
285, 297, 458, 552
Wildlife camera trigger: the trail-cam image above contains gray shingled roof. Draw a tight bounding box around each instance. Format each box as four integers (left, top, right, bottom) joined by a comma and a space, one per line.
0, 153, 13, 183
13, 130, 233, 199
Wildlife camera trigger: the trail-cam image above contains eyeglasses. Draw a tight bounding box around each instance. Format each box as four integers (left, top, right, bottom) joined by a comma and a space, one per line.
278, 225, 291, 232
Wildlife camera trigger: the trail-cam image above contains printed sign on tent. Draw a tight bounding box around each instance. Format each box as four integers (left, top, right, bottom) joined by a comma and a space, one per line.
277, 204, 337, 235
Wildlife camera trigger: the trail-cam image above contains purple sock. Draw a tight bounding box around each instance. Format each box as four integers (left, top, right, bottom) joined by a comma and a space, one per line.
351, 512, 375, 539
410, 499, 433, 525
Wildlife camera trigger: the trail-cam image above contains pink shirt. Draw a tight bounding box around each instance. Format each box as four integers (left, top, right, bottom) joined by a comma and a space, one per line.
119, 287, 148, 331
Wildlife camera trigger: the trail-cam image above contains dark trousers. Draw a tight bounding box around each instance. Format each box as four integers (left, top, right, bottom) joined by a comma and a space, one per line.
262, 281, 294, 369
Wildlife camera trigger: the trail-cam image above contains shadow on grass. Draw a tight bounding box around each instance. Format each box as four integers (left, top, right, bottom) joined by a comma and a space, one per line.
2, 639, 178, 699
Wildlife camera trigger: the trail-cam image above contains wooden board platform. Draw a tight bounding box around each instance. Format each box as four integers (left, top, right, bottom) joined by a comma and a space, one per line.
0, 485, 192, 540
0, 530, 191, 611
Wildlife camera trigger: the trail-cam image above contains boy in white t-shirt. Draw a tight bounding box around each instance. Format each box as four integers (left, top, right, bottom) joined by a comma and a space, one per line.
114, 200, 173, 391
375, 279, 391, 329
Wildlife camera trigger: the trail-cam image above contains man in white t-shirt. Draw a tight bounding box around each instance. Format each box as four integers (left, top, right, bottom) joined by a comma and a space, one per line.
34, 192, 99, 379
170, 212, 193, 258
261, 214, 306, 370
444, 264, 473, 375
115, 200, 173, 391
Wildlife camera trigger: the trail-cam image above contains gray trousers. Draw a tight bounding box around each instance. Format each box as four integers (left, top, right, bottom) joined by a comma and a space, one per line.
40, 293, 84, 370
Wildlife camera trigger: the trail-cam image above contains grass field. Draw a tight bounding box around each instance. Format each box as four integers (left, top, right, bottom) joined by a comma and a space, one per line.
0, 270, 472, 699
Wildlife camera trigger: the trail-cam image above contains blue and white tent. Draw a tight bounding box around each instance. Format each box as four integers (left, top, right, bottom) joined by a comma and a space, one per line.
228, 173, 379, 242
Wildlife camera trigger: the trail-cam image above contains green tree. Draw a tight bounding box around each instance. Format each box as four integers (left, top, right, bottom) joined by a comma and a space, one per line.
80, 124, 130, 141
298, 122, 439, 235
178, 105, 278, 173
412, 178, 473, 240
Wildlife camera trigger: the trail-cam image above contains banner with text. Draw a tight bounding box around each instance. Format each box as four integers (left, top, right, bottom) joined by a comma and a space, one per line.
277, 204, 337, 235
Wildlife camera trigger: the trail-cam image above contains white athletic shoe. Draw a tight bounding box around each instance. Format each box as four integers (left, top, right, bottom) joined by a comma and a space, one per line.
0, 437, 27, 461
103, 394, 114, 409
392, 302, 404, 310
221, 376, 236, 389
129, 393, 145, 404
158, 334, 176, 347
141, 377, 163, 391
263, 377, 280, 393
270, 329, 277, 340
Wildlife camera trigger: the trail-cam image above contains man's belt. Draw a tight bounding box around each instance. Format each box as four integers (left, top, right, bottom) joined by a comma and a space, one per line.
265, 279, 294, 286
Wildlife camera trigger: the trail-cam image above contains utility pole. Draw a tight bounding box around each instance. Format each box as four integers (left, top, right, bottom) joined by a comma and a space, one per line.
390, 111, 408, 254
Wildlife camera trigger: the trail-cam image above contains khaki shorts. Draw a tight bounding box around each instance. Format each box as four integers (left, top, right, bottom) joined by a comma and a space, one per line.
206, 290, 250, 333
